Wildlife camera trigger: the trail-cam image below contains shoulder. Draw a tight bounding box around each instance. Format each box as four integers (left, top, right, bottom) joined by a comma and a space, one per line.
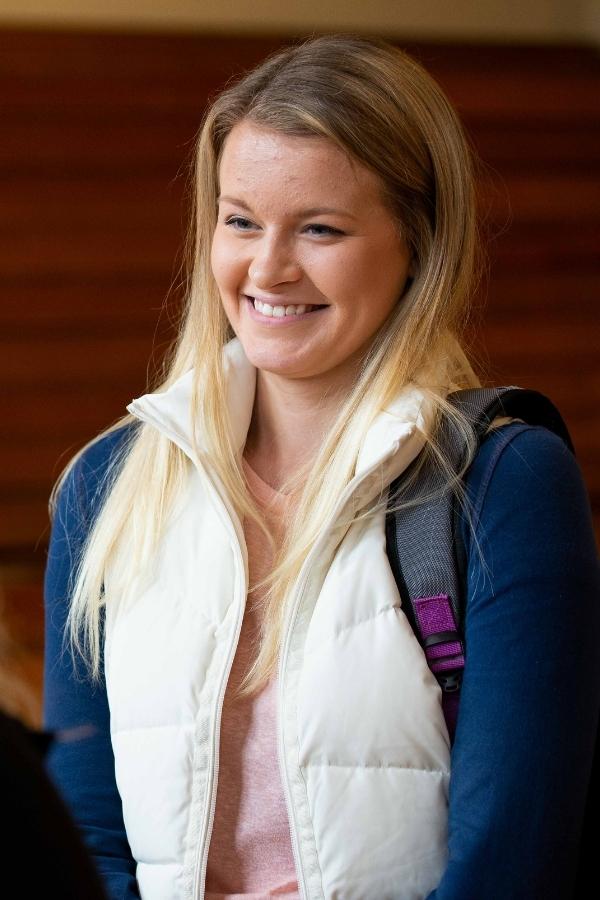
466, 421, 578, 502
53, 423, 137, 535
70, 424, 135, 491
461, 422, 598, 566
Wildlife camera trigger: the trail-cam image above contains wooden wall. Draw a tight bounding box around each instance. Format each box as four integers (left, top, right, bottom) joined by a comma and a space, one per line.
1, 30, 598, 720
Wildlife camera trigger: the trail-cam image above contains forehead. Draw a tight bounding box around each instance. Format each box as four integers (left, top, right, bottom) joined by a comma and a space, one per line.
218, 120, 386, 209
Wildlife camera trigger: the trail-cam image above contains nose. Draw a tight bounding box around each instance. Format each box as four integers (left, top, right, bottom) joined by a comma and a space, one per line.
248, 234, 302, 290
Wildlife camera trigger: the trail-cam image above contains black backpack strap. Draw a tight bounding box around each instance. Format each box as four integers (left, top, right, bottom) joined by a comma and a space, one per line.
385, 386, 575, 742
449, 386, 575, 452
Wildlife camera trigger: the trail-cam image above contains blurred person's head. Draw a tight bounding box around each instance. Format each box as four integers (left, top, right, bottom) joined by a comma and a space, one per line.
0, 602, 39, 727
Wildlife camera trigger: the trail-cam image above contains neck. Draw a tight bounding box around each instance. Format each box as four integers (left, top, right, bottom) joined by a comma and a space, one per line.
243, 367, 354, 491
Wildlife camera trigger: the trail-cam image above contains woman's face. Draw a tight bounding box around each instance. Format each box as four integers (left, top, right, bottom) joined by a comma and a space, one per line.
211, 120, 412, 386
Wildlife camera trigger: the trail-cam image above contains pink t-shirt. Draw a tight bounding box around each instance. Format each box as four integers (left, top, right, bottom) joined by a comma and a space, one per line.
204, 458, 300, 899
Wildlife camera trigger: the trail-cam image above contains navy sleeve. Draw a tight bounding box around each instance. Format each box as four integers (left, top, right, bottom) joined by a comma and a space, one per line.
426, 424, 600, 900
43, 429, 141, 900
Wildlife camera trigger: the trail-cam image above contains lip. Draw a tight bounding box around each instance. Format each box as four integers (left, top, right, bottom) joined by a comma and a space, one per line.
243, 294, 328, 325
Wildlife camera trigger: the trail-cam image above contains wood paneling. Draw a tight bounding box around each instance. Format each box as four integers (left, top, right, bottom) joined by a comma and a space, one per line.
1, 32, 598, 696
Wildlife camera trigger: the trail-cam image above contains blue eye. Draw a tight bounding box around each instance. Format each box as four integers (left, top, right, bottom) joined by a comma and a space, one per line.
224, 216, 255, 231
305, 224, 344, 236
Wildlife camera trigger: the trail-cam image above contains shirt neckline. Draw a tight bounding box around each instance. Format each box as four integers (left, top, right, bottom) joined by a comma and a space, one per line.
241, 455, 294, 507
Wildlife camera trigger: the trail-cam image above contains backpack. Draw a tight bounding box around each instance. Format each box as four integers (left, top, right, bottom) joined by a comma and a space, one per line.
385, 385, 575, 740
384, 385, 594, 894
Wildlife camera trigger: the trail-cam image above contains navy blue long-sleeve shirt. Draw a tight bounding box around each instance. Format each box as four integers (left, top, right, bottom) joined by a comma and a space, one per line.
43, 422, 600, 900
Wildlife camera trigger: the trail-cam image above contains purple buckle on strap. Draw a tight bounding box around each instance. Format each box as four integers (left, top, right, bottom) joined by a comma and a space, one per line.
413, 593, 465, 741
413, 593, 464, 675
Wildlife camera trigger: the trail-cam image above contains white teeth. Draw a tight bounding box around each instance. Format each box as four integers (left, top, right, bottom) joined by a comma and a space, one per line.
253, 297, 313, 317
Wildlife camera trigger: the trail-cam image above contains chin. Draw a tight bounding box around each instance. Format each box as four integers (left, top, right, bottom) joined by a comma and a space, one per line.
242, 344, 316, 379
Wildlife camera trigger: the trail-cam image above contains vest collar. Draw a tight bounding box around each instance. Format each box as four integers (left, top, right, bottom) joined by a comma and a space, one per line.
127, 338, 255, 461
127, 338, 436, 494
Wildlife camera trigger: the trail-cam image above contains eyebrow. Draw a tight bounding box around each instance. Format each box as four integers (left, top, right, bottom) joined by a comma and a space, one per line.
217, 195, 358, 220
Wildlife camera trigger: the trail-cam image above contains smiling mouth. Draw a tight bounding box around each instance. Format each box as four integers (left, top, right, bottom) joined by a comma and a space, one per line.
245, 295, 328, 319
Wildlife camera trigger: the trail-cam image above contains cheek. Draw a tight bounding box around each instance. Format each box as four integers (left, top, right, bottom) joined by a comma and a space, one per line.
328, 244, 408, 312
360, 240, 412, 311
304, 245, 360, 297
210, 241, 237, 330
210, 234, 246, 292
210, 236, 228, 290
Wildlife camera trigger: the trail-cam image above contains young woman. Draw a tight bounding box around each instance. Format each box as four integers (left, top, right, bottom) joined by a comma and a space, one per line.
44, 34, 600, 900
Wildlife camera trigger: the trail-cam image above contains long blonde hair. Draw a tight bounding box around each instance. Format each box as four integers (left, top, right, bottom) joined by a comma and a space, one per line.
55, 34, 485, 695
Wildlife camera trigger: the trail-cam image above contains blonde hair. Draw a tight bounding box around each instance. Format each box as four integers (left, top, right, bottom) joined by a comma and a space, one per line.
55, 34, 485, 695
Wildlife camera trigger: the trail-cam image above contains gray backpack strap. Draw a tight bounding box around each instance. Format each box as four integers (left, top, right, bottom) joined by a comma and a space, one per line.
448, 386, 574, 451
385, 386, 575, 742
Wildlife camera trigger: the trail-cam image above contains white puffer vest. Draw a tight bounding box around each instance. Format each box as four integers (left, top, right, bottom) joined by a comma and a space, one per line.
105, 339, 451, 900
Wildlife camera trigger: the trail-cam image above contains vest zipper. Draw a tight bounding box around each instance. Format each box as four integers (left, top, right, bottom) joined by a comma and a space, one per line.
192, 476, 248, 900
276, 444, 402, 900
